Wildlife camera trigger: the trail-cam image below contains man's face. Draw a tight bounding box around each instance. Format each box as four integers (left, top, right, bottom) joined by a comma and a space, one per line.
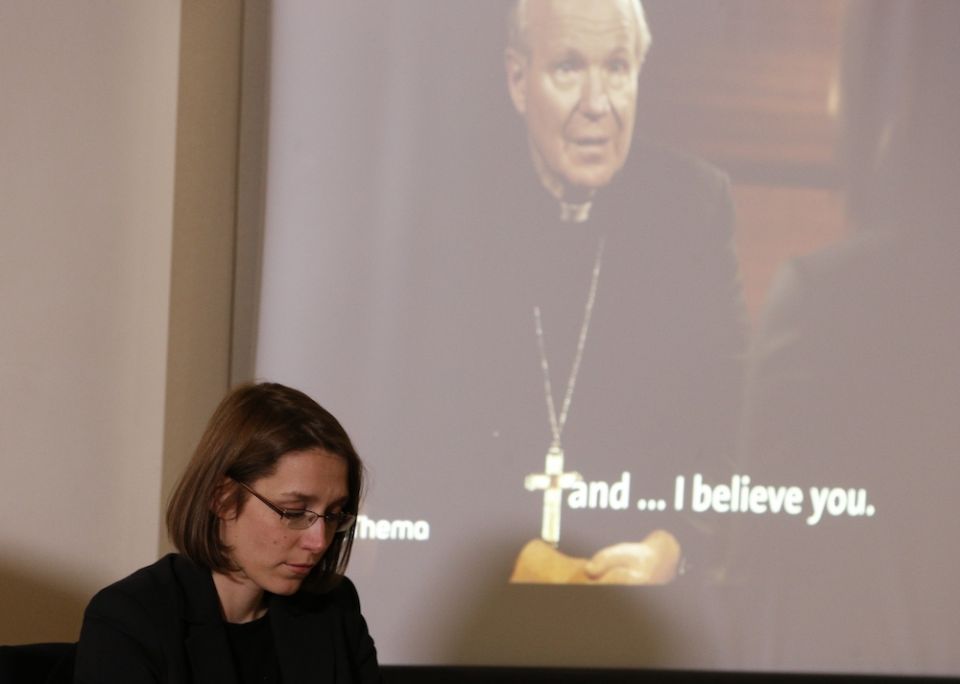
508, 0, 642, 198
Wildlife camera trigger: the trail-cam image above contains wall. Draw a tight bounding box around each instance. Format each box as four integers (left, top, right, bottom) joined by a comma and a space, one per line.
160, 0, 244, 556
0, 0, 241, 643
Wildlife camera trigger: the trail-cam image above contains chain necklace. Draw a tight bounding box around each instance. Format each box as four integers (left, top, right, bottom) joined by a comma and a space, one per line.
533, 237, 605, 449
525, 238, 605, 545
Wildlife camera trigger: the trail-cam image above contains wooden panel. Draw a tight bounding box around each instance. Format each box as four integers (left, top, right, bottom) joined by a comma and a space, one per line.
732, 185, 847, 322
639, 0, 845, 184
636, 1, 849, 319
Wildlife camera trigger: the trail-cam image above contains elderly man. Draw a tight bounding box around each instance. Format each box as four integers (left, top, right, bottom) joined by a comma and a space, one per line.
466, 0, 747, 586
505, 0, 651, 219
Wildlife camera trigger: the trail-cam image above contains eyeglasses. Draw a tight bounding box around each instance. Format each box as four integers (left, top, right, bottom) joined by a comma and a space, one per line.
232, 479, 356, 532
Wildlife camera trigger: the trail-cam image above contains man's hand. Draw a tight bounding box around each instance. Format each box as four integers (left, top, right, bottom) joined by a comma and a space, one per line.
509, 530, 680, 585
583, 530, 680, 584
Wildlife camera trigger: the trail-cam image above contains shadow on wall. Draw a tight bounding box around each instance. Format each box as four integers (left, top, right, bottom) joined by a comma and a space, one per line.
0, 559, 89, 644
437, 535, 702, 670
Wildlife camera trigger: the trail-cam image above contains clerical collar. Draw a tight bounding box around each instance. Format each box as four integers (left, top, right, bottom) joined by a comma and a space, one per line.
527, 142, 595, 223
559, 200, 593, 223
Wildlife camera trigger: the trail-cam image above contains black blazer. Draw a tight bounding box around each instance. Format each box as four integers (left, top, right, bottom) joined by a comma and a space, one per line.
74, 554, 380, 684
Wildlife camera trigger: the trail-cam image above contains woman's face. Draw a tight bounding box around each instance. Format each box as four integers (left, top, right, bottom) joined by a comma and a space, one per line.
220, 447, 349, 597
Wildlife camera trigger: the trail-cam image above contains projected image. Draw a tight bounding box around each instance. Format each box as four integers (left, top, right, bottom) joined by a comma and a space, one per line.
250, 0, 960, 676
499, 0, 744, 586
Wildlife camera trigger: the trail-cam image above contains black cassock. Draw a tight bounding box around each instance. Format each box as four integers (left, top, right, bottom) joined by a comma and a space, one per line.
349, 139, 747, 667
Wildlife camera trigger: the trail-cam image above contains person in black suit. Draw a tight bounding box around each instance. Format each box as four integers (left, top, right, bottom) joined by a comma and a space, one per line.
75, 383, 380, 683
492, 0, 745, 585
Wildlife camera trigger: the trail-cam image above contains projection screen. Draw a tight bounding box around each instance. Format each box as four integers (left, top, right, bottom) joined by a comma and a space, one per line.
245, 0, 960, 676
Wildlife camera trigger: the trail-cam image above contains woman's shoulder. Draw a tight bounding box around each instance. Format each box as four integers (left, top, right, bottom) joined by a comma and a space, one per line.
87, 555, 171, 604
84, 554, 203, 623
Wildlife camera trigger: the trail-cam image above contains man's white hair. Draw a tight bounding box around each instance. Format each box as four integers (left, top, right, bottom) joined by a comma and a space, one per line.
507, 0, 652, 63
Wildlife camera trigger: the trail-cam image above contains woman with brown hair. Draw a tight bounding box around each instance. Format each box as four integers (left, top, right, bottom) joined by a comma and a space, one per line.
75, 382, 380, 683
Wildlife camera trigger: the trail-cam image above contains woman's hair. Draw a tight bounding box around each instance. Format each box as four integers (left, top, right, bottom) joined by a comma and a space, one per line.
166, 382, 363, 591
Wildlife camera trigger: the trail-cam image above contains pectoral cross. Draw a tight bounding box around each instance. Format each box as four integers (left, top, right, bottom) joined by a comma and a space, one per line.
525, 239, 603, 548
524, 444, 582, 546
